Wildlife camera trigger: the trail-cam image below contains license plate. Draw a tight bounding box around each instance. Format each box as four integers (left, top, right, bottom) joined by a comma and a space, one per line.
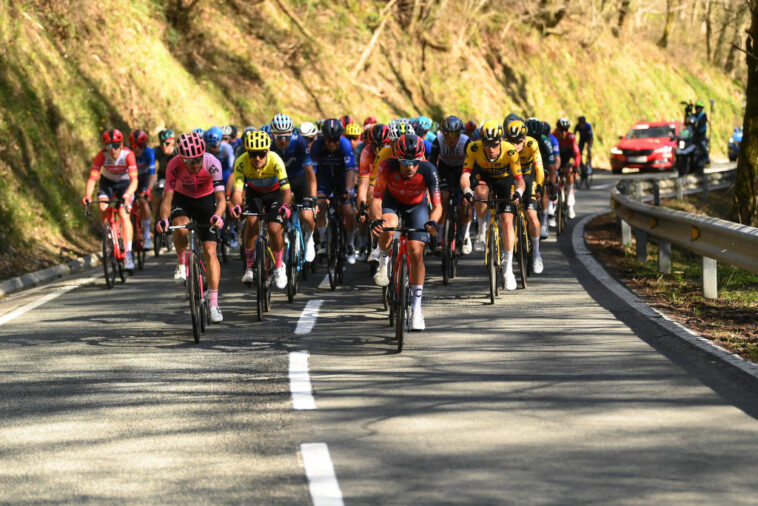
628, 156, 647, 163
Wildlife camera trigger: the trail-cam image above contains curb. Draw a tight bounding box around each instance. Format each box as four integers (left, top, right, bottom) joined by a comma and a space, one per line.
572, 212, 758, 380
0, 253, 101, 299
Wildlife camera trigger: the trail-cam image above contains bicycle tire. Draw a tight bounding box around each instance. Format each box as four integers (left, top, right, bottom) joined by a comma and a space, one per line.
394, 255, 407, 352
221, 240, 229, 264
556, 190, 565, 236
488, 222, 497, 304
103, 223, 117, 288
153, 225, 162, 257
336, 226, 345, 286
516, 212, 528, 289
187, 252, 201, 343
523, 212, 533, 278
256, 236, 265, 322
199, 262, 207, 334
442, 216, 452, 285
287, 229, 297, 303
264, 239, 272, 313
327, 219, 337, 290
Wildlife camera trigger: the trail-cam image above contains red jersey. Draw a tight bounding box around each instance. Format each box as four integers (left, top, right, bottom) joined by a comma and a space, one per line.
89, 148, 138, 183
552, 130, 581, 167
373, 159, 441, 206
165, 153, 224, 199
359, 145, 378, 178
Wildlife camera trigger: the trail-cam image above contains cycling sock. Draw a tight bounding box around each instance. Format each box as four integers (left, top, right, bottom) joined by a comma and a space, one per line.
177, 251, 185, 265
505, 250, 514, 272
318, 226, 327, 242
359, 234, 367, 249
532, 236, 540, 257
209, 290, 218, 307
143, 218, 151, 237
464, 221, 472, 237
124, 241, 132, 254
412, 285, 423, 313
548, 201, 555, 215
349, 230, 356, 248
273, 249, 284, 268
245, 248, 255, 268
379, 248, 390, 259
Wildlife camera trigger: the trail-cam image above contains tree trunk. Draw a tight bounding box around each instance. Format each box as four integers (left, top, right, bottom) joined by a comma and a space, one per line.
705, 0, 713, 60
658, 0, 676, 49
613, 0, 631, 37
732, 2, 758, 226
725, 5, 749, 75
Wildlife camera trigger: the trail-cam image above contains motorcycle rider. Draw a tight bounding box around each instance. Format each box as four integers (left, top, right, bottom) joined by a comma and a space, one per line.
692, 100, 709, 166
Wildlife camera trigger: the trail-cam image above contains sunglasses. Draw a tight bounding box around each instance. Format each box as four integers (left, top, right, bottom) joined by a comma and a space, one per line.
107, 142, 122, 150
399, 159, 420, 167
274, 134, 292, 142
483, 140, 500, 148
443, 131, 460, 138
182, 156, 203, 165
248, 151, 267, 159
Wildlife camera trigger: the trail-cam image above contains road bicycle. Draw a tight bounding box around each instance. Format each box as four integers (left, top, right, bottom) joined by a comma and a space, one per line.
514, 200, 531, 289
168, 220, 213, 343
441, 190, 461, 285
151, 179, 172, 257
285, 203, 309, 303
130, 193, 149, 270
578, 161, 593, 190
324, 196, 348, 290
242, 211, 274, 321
472, 197, 510, 304
555, 168, 569, 236
85, 199, 127, 289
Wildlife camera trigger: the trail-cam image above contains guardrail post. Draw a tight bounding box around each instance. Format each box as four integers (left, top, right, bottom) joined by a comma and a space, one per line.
658, 240, 671, 273
635, 230, 648, 263
621, 220, 632, 247
633, 181, 643, 201
651, 180, 660, 206
675, 178, 684, 200
701, 167, 709, 203
702, 256, 718, 299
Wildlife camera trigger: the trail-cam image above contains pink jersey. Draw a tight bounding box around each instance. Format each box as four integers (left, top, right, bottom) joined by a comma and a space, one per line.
165, 153, 224, 198
89, 148, 138, 183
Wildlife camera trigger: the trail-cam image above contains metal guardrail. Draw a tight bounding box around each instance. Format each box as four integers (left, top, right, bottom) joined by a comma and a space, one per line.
609, 162, 758, 298
615, 163, 736, 204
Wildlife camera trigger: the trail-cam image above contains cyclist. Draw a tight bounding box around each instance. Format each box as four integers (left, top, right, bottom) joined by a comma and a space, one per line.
543, 121, 561, 227
311, 118, 358, 264
235, 127, 257, 159
81, 129, 138, 271
574, 116, 593, 172
299, 122, 318, 148
228, 125, 242, 151
129, 129, 156, 250
464, 120, 478, 138
230, 130, 292, 290
428, 115, 472, 254
505, 119, 545, 274
152, 129, 176, 234
525, 118, 557, 239
344, 122, 363, 157
371, 133, 441, 331
460, 120, 524, 291
414, 115, 434, 156
270, 113, 317, 261
204, 126, 238, 247
553, 118, 581, 219
156, 132, 226, 323
357, 123, 391, 260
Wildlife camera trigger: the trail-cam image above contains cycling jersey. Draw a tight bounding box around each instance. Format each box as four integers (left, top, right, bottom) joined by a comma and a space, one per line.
537, 134, 556, 169
233, 151, 289, 193
574, 122, 594, 140
374, 159, 441, 207
370, 145, 394, 186
422, 138, 433, 159
270, 132, 312, 180
89, 148, 138, 183
165, 153, 224, 198
516, 136, 544, 185
153, 145, 176, 179
214, 142, 236, 182
359, 145, 380, 180
463, 140, 522, 179
135, 146, 156, 176
310, 136, 355, 177
429, 132, 471, 169
548, 134, 560, 159
355, 140, 367, 164
552, 130, 581, 168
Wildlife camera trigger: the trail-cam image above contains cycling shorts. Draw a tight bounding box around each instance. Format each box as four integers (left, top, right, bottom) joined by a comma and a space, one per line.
438, 163, 463, 192
474, 172, 516, 214
316, 172, 346, 198
289, 174, 309, 205
381, 193, 430, 244
244, 187, 285, 225
522, 173, 540, 211
97, 178, 130, 207
170, 192, 218, 243
137, 173, 151, 195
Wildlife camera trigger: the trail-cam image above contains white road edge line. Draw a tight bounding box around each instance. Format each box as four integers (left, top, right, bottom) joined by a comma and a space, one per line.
296, 299, 323, 335
301, 443, 344, 506
0, 277, 96, 326
289, 351, 316, 410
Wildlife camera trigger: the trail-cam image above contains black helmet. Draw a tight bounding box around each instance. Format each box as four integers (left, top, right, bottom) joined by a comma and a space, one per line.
395, 134, 424, 160
322, 118, 344, 140
441, 115, 464, 134
525, 118, 542, 138
541, 121, 551, 136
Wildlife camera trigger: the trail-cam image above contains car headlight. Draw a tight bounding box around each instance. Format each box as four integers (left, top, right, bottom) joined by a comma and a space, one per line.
610, 147, 623, 155
653, 146, 672, 154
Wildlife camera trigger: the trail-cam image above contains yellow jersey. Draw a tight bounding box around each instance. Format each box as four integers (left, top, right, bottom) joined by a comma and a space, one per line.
463, 140, 522, 180
369, 146, 394, 187
517, 136, 544, 185
233, 151, 289, 193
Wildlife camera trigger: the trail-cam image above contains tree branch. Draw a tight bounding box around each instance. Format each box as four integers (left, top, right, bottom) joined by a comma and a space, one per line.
731, 42, 758, 63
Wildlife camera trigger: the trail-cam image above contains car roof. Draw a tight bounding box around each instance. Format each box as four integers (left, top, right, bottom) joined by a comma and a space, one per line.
631, 120, 681, 129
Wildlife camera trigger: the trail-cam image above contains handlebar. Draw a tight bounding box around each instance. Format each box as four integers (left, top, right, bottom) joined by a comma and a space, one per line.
381, 227, 429, 233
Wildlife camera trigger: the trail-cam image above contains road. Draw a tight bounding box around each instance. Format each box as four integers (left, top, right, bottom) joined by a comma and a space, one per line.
1, 172, 757, 504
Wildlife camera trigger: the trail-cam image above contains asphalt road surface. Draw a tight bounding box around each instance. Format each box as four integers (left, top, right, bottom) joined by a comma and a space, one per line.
1, 172, 757, 504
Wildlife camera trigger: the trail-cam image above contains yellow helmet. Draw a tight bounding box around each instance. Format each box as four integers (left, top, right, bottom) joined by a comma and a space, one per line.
345, 122, 362, 137
480, 119, 503, 143
505, 120, 527, 142
245, 130, 271, 151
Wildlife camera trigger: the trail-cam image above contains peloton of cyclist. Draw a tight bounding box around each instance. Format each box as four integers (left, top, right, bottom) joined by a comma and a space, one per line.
525, 118, 557, 239
129, 129, 156, 251
230, 130, 292, 291
370, 133, 441, 331
357, 123, 391, 260
81, 129, 139, 271
553, 118, 581, 219
156, 132, 226, 323
460, 120, 524, 291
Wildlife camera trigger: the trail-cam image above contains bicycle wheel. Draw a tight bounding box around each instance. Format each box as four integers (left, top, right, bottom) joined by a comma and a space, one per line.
523, 213, 533, 278
102, 223, 117, 288
488, 222, 497, 304
336, 226, 345, 285
187, 252, 201, 343
394, 255, 408, 352
153, 226, 162, 257
287, 229, 298, 303
264, 243, 272, 313
256, 237, 265, 322
199, 263, 207, 334
516, 213, 528, 289
442, 216, 452, 285
556, 190, 565, 236
327, 219, 337, 290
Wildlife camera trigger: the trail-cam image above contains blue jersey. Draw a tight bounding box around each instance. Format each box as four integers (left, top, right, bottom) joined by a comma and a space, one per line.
574, 122, 594, 140
271, 132, 313, 180
310, 136, 356, 179
548, 134, 560, 158
423, 139, 433, 158
216, 142, 235, 182
136, 146, 156, 176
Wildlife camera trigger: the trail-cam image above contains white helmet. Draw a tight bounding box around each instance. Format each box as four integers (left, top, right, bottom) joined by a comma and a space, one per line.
388, 119, 414, 141
220, 125, 233, 136
271, 113, 294, 134
299, 121, 317, 138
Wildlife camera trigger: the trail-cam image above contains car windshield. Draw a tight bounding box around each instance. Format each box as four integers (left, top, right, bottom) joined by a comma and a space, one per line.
626, 126, 674, 139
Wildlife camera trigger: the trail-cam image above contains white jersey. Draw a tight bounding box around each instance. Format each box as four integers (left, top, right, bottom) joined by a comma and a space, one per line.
436, 132, 470, 168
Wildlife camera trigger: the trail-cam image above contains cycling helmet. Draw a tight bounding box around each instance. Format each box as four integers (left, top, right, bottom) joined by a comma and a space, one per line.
504, 113, 524, 127
241, 126, 257, 141
322, 118, 344, 139
505, 120, 527, 143
340, 115, 355, 127
525, 118, 542, 138
192, 128, 205, 137
557, 118, 570, 131
203, 126, 223, 147
177, 132, 206, 158
577, 115, 586, 123
464, 120, 478, 134
541, 121, 551, 136
479, 119, 503, 143
158, 129, 175, 142
388, 119, 414, 141
271, 113, 294, 133
299, 122, 317, 138
102, 128, 124, 144
244, 130, 271, 151
417, 115, 432, 131
229, 125, 238, 138
345, 122, 362, 137
441, 116, 464, 134
220, 125, 233, 137
363, 116, 378, 126
129, 129, 148, 148
395, 133, 424, 160
370, 123, 390, 146
260, 124, 272, 135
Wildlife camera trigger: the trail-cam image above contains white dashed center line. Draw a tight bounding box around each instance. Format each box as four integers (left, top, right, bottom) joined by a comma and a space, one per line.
301, 443, 344, 506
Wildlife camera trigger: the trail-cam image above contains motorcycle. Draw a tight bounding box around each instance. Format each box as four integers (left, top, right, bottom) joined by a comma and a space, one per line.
676, 102, 706, 176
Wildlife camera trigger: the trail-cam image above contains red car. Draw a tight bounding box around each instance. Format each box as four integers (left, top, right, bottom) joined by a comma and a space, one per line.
610, 121, 681, 174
